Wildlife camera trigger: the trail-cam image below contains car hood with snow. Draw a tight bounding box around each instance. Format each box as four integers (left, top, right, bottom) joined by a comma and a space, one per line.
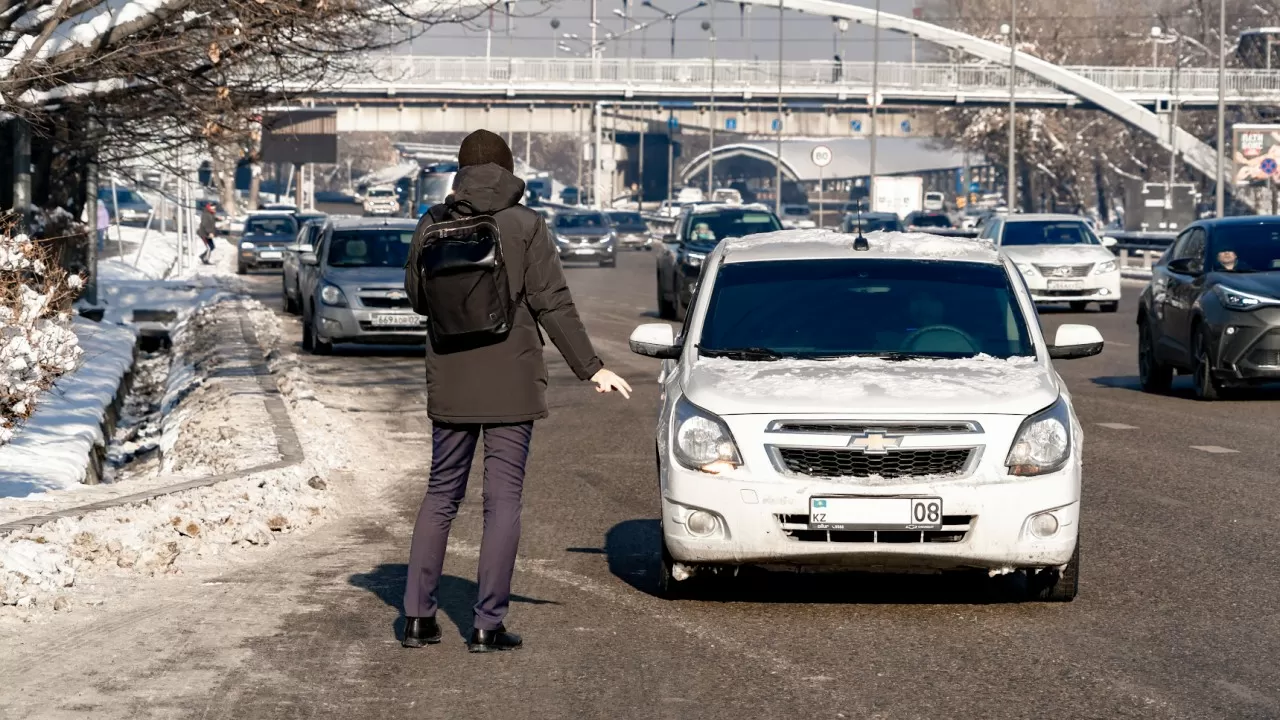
680, 354, 1061, 417
1000, 244, 1115, 267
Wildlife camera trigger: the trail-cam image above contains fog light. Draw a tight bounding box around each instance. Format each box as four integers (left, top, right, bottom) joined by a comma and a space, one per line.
1097, 288, 1110, 296
1030, 512, 1059, 538
1226, 326, 1237, 335
686, 511, 718, 537
319, 318, 343, 333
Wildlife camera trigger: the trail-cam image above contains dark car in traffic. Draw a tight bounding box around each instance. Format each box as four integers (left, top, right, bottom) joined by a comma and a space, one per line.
552, 210, 617, 267
656, 204, 783, 320
237, 212, 298, 274
904, 211, 954, 231
606, 211, 652, 250
1138, 217, 1280, 399
842, 210, 905, 234
97, 186, 153, 225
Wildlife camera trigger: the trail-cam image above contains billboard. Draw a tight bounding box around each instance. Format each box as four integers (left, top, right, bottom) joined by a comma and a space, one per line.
1232, 123, 1280, 186
261, 109, 338, 165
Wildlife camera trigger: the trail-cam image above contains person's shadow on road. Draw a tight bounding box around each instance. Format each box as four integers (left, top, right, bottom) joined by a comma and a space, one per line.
349, 564, 559, 641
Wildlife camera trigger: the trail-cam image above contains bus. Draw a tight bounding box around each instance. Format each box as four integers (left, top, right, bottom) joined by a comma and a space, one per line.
414, 162, 458, 217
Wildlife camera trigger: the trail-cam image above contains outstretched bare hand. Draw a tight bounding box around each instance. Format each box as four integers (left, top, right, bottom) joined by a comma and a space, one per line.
591, 368, 632, 399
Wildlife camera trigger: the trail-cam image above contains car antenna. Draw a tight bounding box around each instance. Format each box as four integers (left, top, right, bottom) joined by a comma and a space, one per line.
853, 197, 870, 251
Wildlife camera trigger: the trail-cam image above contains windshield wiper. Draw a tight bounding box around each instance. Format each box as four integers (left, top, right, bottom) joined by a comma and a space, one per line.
698, 346, 789, 361
832, 351, 950, 361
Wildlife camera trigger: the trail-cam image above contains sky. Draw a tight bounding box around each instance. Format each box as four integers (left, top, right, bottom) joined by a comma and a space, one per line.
409, 0, 925, 62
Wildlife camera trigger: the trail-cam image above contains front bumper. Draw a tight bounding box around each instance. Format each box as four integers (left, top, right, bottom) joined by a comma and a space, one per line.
1205, 306, 1280, 382
617, 233, 652, 249
1023, 270, 1122, 303
117, 209, 151, 225
364, 204, 400, 215
314, 303, 427, 344
557, 242, 616, 261
239, 246, 287, 269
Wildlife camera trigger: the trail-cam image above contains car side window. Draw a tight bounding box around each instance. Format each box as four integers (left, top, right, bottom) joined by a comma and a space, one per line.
677, 271, 707, 348
1170, 229, 1195, 261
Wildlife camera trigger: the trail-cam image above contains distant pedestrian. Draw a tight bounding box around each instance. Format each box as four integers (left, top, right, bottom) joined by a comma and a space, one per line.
197, 203, 217, 264
402, 129, 631, 653
96, 200, 109, 252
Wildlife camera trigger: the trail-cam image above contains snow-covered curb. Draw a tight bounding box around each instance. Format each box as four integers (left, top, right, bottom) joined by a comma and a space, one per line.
0, 319, 136, 496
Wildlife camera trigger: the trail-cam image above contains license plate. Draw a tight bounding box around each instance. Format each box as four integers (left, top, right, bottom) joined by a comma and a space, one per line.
1047, 279, 1083, 290
809, 496, 943, 531
371, 314, 419, 327
573, 248, 596, 255
259, 251, 283, 260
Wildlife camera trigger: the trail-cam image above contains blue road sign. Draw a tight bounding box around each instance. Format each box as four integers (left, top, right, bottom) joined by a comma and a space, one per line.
969, 181, 981, 193
850, 119, 863, 132
771, 118, 783, 132
725, 117, 737, 131
900, 119, 912, 133
667, 114, 679, 131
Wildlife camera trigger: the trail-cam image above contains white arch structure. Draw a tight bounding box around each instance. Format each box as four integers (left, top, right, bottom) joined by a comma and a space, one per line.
732, 0, 1224, 188
680, 144, 805, 183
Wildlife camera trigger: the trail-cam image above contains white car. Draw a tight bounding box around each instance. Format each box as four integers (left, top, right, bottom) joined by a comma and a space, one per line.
363, 187, 401, 216
980, 214, 1122, 312
629, 229, 1104, 601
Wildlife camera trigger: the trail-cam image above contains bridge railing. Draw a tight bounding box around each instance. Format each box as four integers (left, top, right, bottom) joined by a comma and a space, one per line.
343, 56, 1280, 98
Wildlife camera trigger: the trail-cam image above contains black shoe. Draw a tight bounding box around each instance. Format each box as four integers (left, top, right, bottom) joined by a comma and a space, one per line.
467, 625, 522, 653
401, 616, 442, 648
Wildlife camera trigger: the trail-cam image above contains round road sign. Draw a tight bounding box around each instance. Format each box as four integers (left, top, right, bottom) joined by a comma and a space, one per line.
811, 145, 833, 168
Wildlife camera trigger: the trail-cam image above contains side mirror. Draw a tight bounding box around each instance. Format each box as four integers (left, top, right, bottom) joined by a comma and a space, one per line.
1049, 324, 1104, 360
300, 252, 319, 266
629, 323, 681, 359
1167, 257, 1202, 276
1100, 236, 1118, 248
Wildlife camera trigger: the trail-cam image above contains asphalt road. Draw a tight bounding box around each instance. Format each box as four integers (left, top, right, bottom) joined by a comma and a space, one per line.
8, 250, 1280, 719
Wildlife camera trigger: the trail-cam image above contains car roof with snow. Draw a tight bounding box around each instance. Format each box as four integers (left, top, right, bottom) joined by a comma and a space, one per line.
684, 202, 775, 215
247, 210, 296, 218
719, 229, 1001, 266
1002, 213, 1090, 223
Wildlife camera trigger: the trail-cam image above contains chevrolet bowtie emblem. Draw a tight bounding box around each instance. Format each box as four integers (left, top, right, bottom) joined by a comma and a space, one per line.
848, 432, 902, 455
386, 290, 406, 299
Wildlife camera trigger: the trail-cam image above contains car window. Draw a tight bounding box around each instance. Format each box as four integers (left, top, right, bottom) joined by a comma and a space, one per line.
327, 229, 415, 268
1172, 228, 1206, 263
1207, 223, 1280, 272
608, 212, 644, 225
685, 210, 782, 243
979, 219, 1001, 240
245, 216, 297, 235
698, 259, 1034, 359
1000, 220, 1099, 246
556, 213, 608, 229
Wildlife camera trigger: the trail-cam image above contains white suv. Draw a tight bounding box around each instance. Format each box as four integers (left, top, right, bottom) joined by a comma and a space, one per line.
980, 214, 1122, 312
629, 230, 1104, 601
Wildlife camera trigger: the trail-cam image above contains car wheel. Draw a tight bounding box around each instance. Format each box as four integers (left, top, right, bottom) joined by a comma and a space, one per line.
1027, 541, 1079, 602
1069, 301, 1089, 312
1193, 328, 1224, 401
302, 309, 332, 355
285, 289, 300, 315
1100, 302, 1119, 314
1138, 319, 1173, 394
657, 280, 677, 320
236, 263, 246, 275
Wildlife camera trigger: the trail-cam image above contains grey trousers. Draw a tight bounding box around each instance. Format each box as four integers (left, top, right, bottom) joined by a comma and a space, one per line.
403, 421, 533, 630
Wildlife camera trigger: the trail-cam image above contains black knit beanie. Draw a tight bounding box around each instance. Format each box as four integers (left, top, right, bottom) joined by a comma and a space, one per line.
458, 129, 514, 173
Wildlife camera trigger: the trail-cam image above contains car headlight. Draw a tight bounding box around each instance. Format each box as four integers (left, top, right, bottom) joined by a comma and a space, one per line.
555, 234, 571, 245
1213, 284, 1280, 311
684, 252, 706, 267
319, 283, 348, 307
1016, 263, 1036, 276
1093, 260, 1117, 274
672, 395, 742, 474
240, 241, 255, 250
1006, 397, 1072, 477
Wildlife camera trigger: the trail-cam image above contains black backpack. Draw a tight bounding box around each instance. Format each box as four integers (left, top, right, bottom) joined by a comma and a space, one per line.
406, 200, 516, 346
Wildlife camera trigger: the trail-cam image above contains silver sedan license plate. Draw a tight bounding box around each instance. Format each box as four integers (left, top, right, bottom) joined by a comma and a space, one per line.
372, 314, 419, 327
1047, 279, 1083, 290
809, 496, 943, 531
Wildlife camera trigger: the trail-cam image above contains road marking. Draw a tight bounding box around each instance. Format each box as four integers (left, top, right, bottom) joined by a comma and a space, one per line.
1106, 341, 1132, 347
1190, 445, 1239, 454
1096, 422, 1138, 430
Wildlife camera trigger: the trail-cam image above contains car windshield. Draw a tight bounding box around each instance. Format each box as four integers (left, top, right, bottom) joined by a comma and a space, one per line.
103, 188, 143, 204
850, 216, 903, 232
687, 210, 782, 242
1001, 220, 1099, 246
245, 217, 297, 235
419, 174, 454, 204
1210, 224, 1280, 272
368, 189, 395, 198
783, 206, 811, 217
557, 213, 608, 229
608, 212, 645, 226
908, 214, 953, 228
698, 259, 1034, 360
327, 229, 415, 268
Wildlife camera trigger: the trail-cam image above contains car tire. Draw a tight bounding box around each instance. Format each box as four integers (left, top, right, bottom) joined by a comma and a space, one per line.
236, 263, 246, 275
284, 288, 299, 315
1138, 319, 1173, 394
302, 310, 332, 355
1027, 541, 1079, 602
657, 281, 677, 320
1193, 328, 1224, 401
1100, 302, 1119, 314
1069, 301, 1089, 312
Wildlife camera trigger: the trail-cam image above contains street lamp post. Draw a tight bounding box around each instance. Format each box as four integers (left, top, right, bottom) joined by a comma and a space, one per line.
868, 0, 882, 211
703, 18, 717, 192
642, 0, 707, 59
1216, 0, 1226, 217
775, 0, 783, 214
1003, 9, 1016, 212
551, 18, 561, 57
1151, 26, 1162, 69
1168, 33, 1182, 205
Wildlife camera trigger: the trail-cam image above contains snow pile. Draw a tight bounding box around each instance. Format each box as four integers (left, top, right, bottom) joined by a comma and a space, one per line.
723, 229, 999, 263
0, 466, 330, 611
0, 229, 85, 445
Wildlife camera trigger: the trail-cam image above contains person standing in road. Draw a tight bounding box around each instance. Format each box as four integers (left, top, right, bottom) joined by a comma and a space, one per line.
402, 129, 632, 653
96, 197, 110, 252
197, 203, 217, 264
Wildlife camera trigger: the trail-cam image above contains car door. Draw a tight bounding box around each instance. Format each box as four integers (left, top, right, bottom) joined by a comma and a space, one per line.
299, 228, 329, 310
1162, 227, 1207, 361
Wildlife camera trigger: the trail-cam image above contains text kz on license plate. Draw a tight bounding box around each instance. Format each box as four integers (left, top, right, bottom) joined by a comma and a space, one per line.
371, 314, 420, 327
1047, 279, 1083, 290
809, 496, 943, 531
259, 251, 283, 260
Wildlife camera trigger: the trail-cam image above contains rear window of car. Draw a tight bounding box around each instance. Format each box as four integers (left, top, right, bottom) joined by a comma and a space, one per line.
245, 216, 297, 235
327, 229, 415, 268
608, 212, 644, 225
687, 210, 782, 241
699, 259, 1033, 359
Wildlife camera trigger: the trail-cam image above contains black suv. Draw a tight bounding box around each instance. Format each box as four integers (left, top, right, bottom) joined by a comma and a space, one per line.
1138, 217, 1280, 399
655, 204, 782, 319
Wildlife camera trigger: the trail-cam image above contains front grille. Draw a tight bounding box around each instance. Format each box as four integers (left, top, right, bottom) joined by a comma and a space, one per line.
1030, 288, 1098, 297
1247, 348, 1280, 367
775, 513, 973, 543
773, 422, 975, 434
1033, 263, 1093, 277
359, 296, 413, 309
777, 447, 973, 479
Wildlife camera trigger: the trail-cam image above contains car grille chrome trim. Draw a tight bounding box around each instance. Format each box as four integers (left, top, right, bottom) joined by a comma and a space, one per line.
767, 420, 981, 434
1033, 263, 1093, 277
772, 447, 977, 479
774, 513, 974, 543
